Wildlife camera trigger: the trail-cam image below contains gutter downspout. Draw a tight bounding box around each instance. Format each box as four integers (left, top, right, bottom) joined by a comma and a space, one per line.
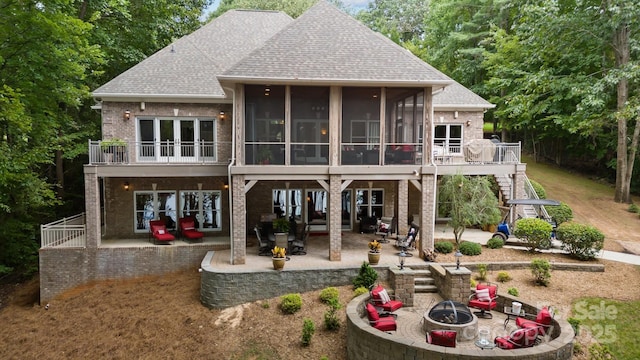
428, 92, 438, 252
223, 86, 236, 264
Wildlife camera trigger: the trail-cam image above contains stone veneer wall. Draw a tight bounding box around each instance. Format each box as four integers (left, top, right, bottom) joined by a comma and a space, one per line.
39, 244, 220, 302
200, 251, 389, 309
346, 293, 574, 360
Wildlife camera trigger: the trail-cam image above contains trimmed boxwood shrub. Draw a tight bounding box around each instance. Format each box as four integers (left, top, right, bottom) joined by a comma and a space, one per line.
497, 271, 512, 283
459, 241, 482, 256
547, 202, 573, 225
530, 179, 547, 199
556, 222, 605, 260
434, 241, 454, 254
486, 236, 504, 249
353, 286, 368, 298
352, 262, 378, 289
513, 218, 553, 251
280, 293, 303, 314
531, 258, 551, 286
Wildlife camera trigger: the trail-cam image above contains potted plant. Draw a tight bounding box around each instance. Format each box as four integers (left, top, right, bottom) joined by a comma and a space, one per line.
273, 217, 291, 248
271, 246, 287, 270
100, 138, 127, 163
368, 239, 382, 265
256, 146, 272, 164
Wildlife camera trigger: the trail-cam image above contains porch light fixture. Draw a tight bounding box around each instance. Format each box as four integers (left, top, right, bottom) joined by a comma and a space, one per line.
413, 169, 419, 177
219, 111, 225, 120
321, 127, 327, 135
124, 110, 131, 120
123, 182, 130, 191
398, 251, 407, 270
223, 180, 229, 190
455, 250, 463, 270
466, 119, 472, 127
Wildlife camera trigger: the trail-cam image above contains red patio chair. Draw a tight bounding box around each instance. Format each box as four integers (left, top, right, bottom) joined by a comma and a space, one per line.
516, 306, 554, 336
370, 284, 403, 313
494, 326, 539, 349
426, 330, 457, 348
468, 282, 498, 318
149, 219, 175, 245
365, 303, 397, 332
179, 217, 204, 242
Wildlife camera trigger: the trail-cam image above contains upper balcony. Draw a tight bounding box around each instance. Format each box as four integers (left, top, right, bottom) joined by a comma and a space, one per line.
88, 140, 232, 165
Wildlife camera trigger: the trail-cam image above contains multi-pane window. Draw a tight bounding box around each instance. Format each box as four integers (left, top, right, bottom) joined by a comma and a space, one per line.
137, 117, 215, 161
179, 190, 222, 231
134, 191, 177, 232
434, 124, 462, 154
356, 189, 384, 220
272, 189, 302, 222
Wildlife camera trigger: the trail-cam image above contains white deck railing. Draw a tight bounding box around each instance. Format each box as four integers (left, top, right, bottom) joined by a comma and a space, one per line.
41, 213, 86, 248
88, 140, 231, 165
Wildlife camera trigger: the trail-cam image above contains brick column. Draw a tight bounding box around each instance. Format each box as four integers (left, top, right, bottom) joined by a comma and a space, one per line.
397, 179, 408, 235
442, 267, 471, 303
513, 164, 527, 217
390, 267, 415, 307
329, 175, 341, 261
419, 174, 436, 255
84, 166, 101, 248
231, 174, 246, 264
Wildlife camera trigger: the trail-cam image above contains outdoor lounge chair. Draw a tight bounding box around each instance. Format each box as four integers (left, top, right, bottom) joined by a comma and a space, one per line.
365, 303, 397, 332
395, 224, 419, 256
494, 326, 540, 349
375, 216, 395, 243
178, 217, 204, 242
468, 282, 498, 319
426, 330, 457, 348
516, 306, 554, 337
369, 284, 403, 313
290, 223, 309, 255
149, 219, 175, 245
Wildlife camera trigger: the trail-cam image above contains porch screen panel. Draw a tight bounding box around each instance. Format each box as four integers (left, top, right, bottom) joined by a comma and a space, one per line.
291, 86, 329, 165
245, 85, 285, 165
342, 87, 381, 165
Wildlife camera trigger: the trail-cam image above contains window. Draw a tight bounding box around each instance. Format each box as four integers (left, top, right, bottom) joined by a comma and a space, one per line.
356, 189, 384, 220
137, 117, 216, 161
134, 191, 177, 232
180, 190, 222, 231
434, 124, 462, 154
272, 189, 302, 222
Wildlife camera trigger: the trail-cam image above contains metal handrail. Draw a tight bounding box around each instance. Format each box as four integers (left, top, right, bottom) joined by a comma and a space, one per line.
41, 213, 86, 248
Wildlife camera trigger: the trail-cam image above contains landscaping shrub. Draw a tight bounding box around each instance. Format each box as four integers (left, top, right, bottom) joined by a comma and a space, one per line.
353, 286, 368, 298
513, 218, 553, 251
352, 261, 378, 289
530, 179, 547, 199
589, 343, 614, 360
547, 201, 573, 225
476, 263, 488, 280
261, 301, 270, 309
486, 236, 504, 249
497, 271, 512, 283
301, 318, 315, 346
507, 287, 519, 296
434, 241, 454, 254
319, 287, 339, 304
324, 298, 341, 331
470, 279, 477, 288
530, 258, 551, 286
280, 293, 302, 314
628, 203, 640, 213
556, 222, 605, 260
458, 241, 482, 256
567, 317, 581, 335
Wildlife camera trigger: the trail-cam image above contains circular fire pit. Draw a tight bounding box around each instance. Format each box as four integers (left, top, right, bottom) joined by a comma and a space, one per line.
423, 300, 478, 342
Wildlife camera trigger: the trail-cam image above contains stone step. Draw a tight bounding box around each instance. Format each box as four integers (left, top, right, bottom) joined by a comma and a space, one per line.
415, 284, 438, 293
414, 277, 435, 286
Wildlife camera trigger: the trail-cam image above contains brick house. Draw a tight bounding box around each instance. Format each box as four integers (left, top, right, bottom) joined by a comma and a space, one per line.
39, 1, 526, 302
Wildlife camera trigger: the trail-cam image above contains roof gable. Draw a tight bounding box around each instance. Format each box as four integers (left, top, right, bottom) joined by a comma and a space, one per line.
433, 81, 494, 110
93, 10, 293, 100
220, 1, 453, 86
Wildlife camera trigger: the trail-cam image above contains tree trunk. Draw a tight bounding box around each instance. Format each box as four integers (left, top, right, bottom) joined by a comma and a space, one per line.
56, 149, 64, 200
614, 23, 631, 203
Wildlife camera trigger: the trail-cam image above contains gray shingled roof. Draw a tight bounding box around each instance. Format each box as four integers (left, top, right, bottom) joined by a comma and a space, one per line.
433, 81, 495, 109
220, 1, 453, 86
93, 10, 293, 100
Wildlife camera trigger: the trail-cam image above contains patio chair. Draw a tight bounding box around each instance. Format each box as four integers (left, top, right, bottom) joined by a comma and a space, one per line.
149, 219, 175, 245
365, 303, 397, 332
254, 226, 272, 256
468, 282, 498, 319
178, 217, 204, 242
291, 223, 309, 255
516, 306, 554, 337
375, 216, 395, 243
369, 284, 403, 313
494, 326, 540, 349
426, 330, 457, 348
395, 224, 419, 257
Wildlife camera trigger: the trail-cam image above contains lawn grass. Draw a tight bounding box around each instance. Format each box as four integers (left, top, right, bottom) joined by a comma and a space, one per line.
572, 297, 640, 359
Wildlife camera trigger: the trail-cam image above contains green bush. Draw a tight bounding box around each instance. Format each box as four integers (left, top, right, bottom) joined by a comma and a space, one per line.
513, 218, 553, 251
470, 278, 477, 288
459, 241, 482, 256
261, 301, 270, 309
567, 317, 581, 335
497, 271, 512, 283
352, 262, 378, 289
556, 222, 605, 260
319, 287, 339, 304
530, 179, 547, 199
476, 263, 488, 280
434, 241, 454, 254
324, 298, 342, 331
589, 343, 614, 360
530, 258, 551, 286
507, 287, 519, 296
301, 318, 315, 346
628, 203, 640, 213
547, 202, 573, 225
353, 286, 368, 298
280, 293, 302, 314
486, 236, 504, 249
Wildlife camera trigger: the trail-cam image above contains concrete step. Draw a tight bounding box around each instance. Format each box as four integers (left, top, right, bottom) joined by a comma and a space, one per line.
415, 277, 435, 286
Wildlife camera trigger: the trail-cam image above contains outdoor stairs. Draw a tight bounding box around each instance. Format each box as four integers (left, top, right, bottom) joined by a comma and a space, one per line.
412, 265, 438, 293
495, 174, 512, 202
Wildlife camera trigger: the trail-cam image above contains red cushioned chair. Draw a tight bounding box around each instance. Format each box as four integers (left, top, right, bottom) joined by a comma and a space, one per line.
516, 306, 553, 337
370, 285, 403, 313
365, 303, 397, 332
426, 330, 457, 348
178, 217, 204, 242
468, 282, 498, 319
494, 326, 539, 349
149, 220, 175, 245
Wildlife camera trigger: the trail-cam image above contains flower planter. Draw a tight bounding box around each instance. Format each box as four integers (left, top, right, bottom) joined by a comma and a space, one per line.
272, 257, 286, 270
368, 251, 380, 265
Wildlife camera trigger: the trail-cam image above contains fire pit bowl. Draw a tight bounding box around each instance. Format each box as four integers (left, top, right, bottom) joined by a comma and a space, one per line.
423, 300, 478, 342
